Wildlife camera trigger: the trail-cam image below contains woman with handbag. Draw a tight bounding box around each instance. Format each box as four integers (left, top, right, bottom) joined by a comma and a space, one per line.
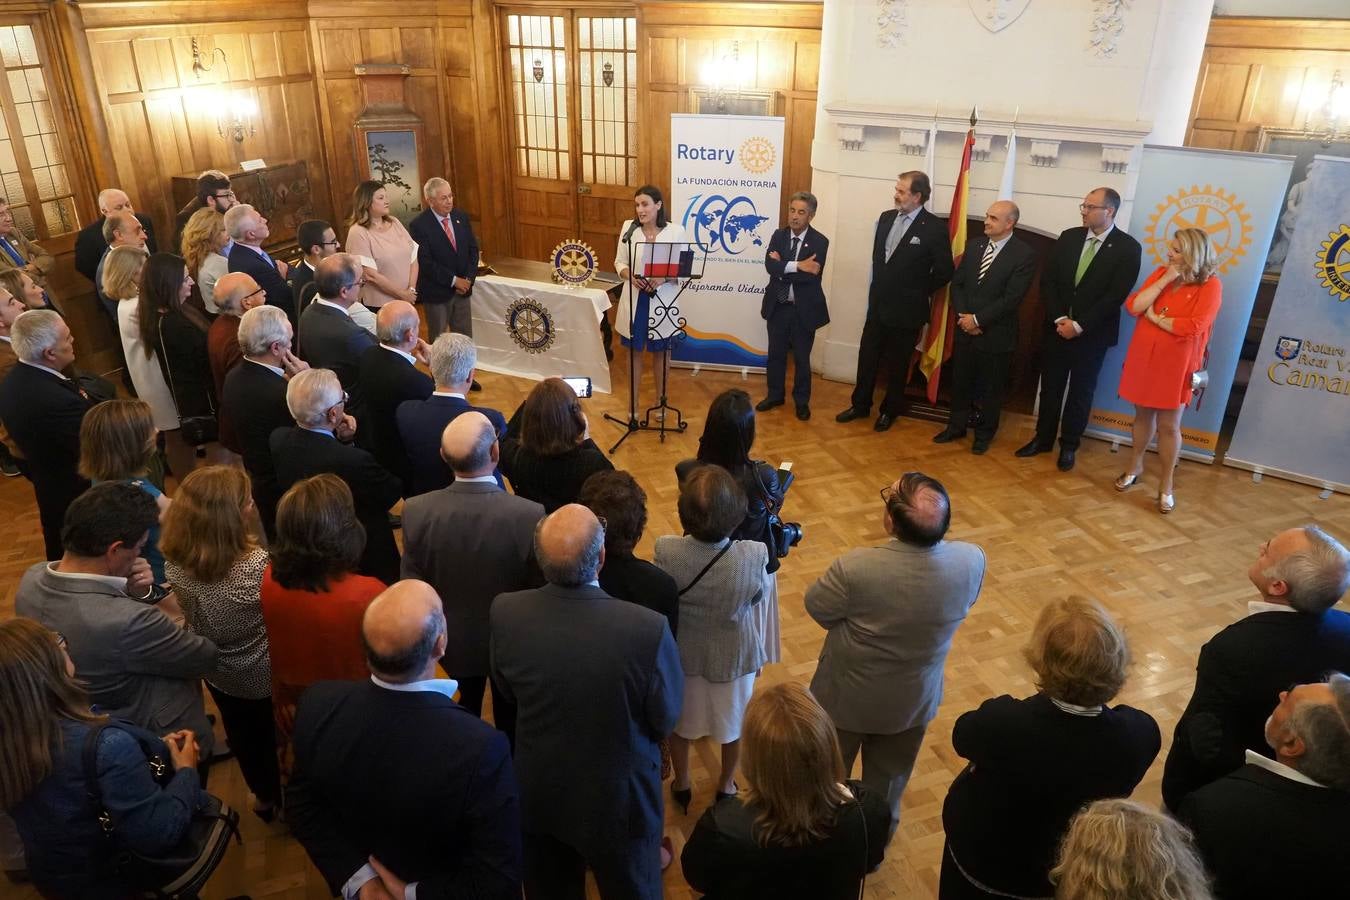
145, 252, 217, 450
655, 465, 769, 814
1114, 227, 1222, 514
0, 617, 215, 899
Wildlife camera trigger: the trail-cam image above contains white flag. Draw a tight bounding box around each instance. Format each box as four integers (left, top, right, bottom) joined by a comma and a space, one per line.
923, 119, 937, 211
998, 129, 1017, 200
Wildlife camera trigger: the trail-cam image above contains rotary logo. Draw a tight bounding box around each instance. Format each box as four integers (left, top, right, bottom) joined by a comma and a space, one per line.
1316, 225, 1350, 302
739, 137, 775, 175
550, 239, 598, 287
505, 297, 555, 354
1146, 185, 1252, 275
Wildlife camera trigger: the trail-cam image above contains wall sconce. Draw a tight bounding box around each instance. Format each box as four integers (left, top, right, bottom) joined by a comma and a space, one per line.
217, 92, 257, 143
191, 37, 228, 79
698, 40, 754, 111
1304, 70, 1350, 146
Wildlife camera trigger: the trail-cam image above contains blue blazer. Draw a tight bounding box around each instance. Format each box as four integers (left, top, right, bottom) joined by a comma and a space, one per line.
761, 225, 830, 330
409, 208, 480, 303
396, 394, 508, 496
227, 242, 296, 327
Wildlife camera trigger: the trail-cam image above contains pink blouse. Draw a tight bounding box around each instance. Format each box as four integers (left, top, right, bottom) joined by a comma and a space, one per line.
346, 218, 418, 308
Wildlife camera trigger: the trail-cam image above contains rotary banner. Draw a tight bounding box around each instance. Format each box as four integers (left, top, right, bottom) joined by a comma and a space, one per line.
670, 114, 785, 368
1084, 145, 1291, 461
1225, 155, 1350, 493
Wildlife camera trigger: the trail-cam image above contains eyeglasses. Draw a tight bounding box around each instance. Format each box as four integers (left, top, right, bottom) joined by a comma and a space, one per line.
345, 279, 367, 290
52, 631, 67, 650
321, 239, 341, 247
243, 287, 266, 302
880, 486, 896, 503
212, 191, 236, 200
1079, 203, 1111, 212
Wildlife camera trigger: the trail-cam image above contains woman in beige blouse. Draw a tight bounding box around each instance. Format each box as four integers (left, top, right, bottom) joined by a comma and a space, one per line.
344, 180, 418, 313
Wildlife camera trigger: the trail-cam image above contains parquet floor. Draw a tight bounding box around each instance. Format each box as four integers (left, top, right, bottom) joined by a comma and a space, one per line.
2, 347, 1346, 900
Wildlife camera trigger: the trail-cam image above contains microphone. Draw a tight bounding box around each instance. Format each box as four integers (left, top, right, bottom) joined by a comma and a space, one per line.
622, 220, 640, 243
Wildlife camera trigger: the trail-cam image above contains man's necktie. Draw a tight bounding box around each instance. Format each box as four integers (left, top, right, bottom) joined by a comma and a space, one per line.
780, 235, 800, 303
789, 235, 800, 260
442, 216, 457, 251
0, 237, 25, 268
978, 241, 995, 282
885, 213, 910, 260
1075, 237, 1099, 286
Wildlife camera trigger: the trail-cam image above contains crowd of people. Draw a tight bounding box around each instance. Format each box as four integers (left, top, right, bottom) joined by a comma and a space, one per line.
0, 170, 1346, 900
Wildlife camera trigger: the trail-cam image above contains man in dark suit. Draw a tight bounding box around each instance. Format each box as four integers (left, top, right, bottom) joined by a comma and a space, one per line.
223, 305, 308, 538
298, 253, 378, 393
270, 368, 403, 584
1178, 674, 1350, 900
74, 188, 157, 284
396, 333, 506, 496
224, 203, 296, 329
758, 190, 829, 421
289, 218, 342, 312
408, 177, 480, 342
837, 171, 955, 432
0, 311, 95, 560
172, 169, 235, 250
933, 200, 1037, 454
358, 301, 433, 489
93, 212, 148, 323
288, 579, 522, 899
402, 412, 543, 740
1161, 524, 1350, 811
1016, 187, 1142, 471
490, 504, 682, 899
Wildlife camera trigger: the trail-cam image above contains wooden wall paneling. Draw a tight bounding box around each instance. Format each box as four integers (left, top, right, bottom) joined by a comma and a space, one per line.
467, 0, 512, 258
359, 28, 398, 65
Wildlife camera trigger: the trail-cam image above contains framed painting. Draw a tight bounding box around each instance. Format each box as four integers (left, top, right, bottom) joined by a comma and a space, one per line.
359, 128, 424, 224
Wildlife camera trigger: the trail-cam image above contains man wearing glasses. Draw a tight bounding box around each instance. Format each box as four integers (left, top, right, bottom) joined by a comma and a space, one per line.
1015, 187, 1141, 471
172, 169, 237, 249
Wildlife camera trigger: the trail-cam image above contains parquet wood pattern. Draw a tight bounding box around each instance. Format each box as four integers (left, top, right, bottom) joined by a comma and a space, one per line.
2, 348, 1346, 900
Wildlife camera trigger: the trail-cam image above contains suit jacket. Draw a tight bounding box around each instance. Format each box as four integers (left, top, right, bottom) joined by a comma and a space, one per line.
227, 242, 296, 328
0, 361, 93, 525
401, 481, 544, 676
298, 301, 377, 393
1161, 607, 1350, 811
0, 338, 17, 452
74, 214, 158, 283
269, 426, 403, 584
287, 681, 522, 898
0, 231, 55, 289
15, 561, 218, 753
807, 538, 985, 734
409, 208, 479, 303
1039, 225, 1143, 347
288, 260, 316, 311
396, 394, 508, 496
867, 207, 954, 330
950, 234, 1037, 354
1178, 763, 1350, 900
357, 345, 434, 488
490, 583, 682, 851
221, 360, 291, 515
760, 225, 830, 330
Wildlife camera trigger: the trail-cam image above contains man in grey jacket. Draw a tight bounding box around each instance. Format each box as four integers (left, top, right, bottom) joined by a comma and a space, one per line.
807, 471, 984, 837
15, 482, 218, 754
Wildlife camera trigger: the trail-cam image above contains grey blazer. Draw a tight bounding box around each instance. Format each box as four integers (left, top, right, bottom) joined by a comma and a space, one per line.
15, 562, 219, 752
807, 539, 985, 735
400, 480, 545, 676
653, 536, 767, 683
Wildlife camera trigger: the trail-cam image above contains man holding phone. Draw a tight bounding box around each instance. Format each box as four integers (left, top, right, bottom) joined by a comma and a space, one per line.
759, 191, 830, 421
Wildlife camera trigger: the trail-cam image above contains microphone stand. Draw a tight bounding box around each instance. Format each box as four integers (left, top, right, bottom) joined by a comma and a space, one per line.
604, 220, 643, 452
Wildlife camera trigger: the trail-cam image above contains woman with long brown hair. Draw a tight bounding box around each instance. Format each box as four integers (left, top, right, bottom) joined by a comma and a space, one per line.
344, 180, 418, 312
107, 244, 182, 436
499, 377, 614, 512
0, 267, 53, 311
143, 251, 215, 435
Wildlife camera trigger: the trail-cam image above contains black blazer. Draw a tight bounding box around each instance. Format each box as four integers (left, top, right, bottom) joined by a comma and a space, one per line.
599, 551, 680, 638
154, 310, 215, 419
74, 213, 157, 283
489, 583, 683, 853
1178, 763, 1350, 900
681, 780, 891, 900
0, 362, 93, 542
269, 426, 403, 584
760, 225, 830, 330
499, 402, 613, 513
396, 394, 508, 497
1039, 225, 1143, 347
220, 360, 291, 522
1161, 608, 1350, 811
297, 301, 377, 393
288, 260, 316, 311
409, 208, 479, 303
950, 234, 1037, 354
287, 680, 522, 898
227, 242, 296, 328
867, 207, 954, 329
356, 345, 433, 491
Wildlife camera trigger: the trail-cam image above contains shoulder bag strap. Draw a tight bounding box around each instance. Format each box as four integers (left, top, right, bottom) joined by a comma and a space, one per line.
678, 542, 732, 597
81, 722, 115, 835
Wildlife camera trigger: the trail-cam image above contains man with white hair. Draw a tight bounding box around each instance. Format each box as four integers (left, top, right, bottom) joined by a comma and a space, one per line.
74, 188, 158, 283
358, 300, 433, 487
1162, 524, 1350, 810
396, 332, 507, 496
222, 305, 308, 536
225, 203, 295, 327
298, 253, 378, 392
0, 310, 95, 560
270, 368, 402, 583
0, 284, 27, 476
408, 176, 480, 341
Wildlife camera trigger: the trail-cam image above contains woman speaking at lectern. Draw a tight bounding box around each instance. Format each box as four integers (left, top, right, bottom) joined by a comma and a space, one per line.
614, 185, 687, 407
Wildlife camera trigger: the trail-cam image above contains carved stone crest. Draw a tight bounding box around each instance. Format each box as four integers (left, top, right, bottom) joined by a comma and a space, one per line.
970, 0, 1031, 33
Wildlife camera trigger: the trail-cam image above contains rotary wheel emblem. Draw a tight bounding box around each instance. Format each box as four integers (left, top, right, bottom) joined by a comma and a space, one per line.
739, 137, 776, 174
506, 297, 556, 354
551, 239, 598, 287
1146, 185, 1252, 276
1317, 225, 1350, 302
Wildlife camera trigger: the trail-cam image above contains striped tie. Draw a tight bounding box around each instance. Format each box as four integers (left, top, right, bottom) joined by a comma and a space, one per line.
978, 241, 995, 282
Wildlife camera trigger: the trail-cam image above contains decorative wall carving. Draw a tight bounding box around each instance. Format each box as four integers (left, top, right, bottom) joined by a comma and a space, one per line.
899, 128, 930, 156
972, 134, 993, 161
970, 0, 1031, 34
876, 0, 909, 49
838, 123, 865, 151
1100, 144, 1132, 173
1089, 0, 1130, 58
1028, 139, 1061, 167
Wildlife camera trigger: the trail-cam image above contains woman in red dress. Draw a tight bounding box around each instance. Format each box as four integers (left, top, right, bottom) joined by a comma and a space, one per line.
1114, 227, 1222, 514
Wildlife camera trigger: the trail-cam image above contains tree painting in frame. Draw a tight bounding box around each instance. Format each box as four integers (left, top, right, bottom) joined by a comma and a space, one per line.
363, 130, 423, 225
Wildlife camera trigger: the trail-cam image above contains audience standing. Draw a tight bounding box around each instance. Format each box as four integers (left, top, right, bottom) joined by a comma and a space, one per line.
499, 377, 614, 512
107, 246, 178, 435
1050, 799, 1214, 900
173, 169, 236, 249
0, 198, 56, 311
289, 218, 330, 310
408, 177, 479, 341
0, 268, 53, 311
94, 211, 148, 321
224, 204, 296, 328
298, 253, 379, 392
0, 285, 24, 477
208, 272, 267, 451
144, 252, 215, 437
358, 300, 433, 485
180, 206, 230, 315
579, 469, 679, 634
74, 187, 158, 283
344, 180, 419, 313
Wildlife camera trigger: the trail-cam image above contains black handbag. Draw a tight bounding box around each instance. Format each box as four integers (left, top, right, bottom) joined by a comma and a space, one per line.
82, 723, 240, 899
157, 316, 218, 447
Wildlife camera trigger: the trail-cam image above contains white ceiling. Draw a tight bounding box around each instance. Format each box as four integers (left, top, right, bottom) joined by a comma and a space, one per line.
1214, 0, 1350, 16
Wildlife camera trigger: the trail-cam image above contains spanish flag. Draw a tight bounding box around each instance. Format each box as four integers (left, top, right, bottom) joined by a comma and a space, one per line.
918, 126, 975, 403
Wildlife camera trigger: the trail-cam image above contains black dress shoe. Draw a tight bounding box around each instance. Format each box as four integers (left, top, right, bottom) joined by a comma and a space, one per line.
470, 380, 483, 392
1057, 448, 1077, 471
873, 413, 895, 432
756, 397, 784, 412
971, 438, 990, 455
1014, 439, 1052, 458
796, 404, 811, 421
932, 428, 966, 444
671, 784, 692, 815
835, 406, 869, 423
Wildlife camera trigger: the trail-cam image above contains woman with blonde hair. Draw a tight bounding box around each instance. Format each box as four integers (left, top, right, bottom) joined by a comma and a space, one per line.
1051, 799, 1214, 900
1114, 227, 1223, 513
345, 179, 418, 312
1, 618, 207, 898
0, 267, 53, 311
106, 244, 180, 435
161, 465, 278, 820
681, 682, 891, 897
938, 596, 1161, 900
180, 206, 230, 314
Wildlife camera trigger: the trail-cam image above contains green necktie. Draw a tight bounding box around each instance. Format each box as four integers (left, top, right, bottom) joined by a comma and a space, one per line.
1075, 237, 1099, 286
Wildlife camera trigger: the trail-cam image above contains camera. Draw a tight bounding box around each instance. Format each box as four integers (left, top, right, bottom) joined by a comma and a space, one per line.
768, 466, 804, 558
